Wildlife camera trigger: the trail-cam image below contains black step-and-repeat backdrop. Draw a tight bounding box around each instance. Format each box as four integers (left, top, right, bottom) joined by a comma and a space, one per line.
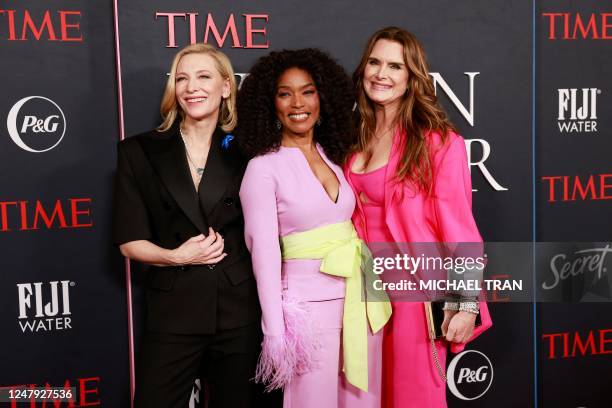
1, 1, 609, 407
537, 1, 612, 407
0, 1, 128, 407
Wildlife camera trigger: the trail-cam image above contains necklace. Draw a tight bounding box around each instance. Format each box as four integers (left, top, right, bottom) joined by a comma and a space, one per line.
374, 124, 395, 140
180, 128, 206, 176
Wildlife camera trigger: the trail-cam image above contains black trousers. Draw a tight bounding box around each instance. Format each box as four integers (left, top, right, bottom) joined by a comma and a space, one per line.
134, 323, 280, 408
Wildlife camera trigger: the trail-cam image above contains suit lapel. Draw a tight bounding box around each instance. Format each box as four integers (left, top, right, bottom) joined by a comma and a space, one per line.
345, 153, 366, 217
198, 128, 233, 217
384, 128, 405, 244
384, 128, 403, 214
141, 126, 209, 233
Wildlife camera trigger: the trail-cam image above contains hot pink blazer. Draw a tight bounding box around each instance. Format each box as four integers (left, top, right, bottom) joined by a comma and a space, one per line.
344, 129, 492, 353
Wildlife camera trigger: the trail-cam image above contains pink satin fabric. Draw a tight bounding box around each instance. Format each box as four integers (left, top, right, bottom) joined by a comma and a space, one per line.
344, 130, 493, 408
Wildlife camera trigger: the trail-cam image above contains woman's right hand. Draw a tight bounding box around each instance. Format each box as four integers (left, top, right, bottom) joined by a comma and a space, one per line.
172, 228, 227, 265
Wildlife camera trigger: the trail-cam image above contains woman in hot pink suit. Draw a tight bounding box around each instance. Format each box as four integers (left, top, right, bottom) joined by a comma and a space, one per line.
346, 27, 492, 407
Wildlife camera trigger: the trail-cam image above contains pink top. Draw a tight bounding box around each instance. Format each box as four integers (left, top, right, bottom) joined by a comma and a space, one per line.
350, 165, 387, 206
349, 164, 394, 244
240, 145, 356, 337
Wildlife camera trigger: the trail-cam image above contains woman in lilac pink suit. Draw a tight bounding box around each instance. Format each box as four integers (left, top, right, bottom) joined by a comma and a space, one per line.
346, 27, 492, 407
237, 49, 391, 408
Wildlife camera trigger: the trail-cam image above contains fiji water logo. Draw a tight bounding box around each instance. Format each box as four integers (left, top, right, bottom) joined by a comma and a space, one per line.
557, 88, 600, 133
17, 280, 75, 333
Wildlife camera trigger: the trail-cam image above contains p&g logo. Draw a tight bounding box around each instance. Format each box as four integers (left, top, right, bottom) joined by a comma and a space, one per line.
6, 96, 66, 152
447, 349, 494, 401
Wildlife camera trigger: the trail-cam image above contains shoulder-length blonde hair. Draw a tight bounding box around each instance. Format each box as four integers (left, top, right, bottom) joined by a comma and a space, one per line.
157, 43, 237, 132
353, 27, 456, 193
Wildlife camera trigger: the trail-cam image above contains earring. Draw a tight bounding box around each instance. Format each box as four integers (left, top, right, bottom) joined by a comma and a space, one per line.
316, 117, 322, 127
275, 119, 282, 130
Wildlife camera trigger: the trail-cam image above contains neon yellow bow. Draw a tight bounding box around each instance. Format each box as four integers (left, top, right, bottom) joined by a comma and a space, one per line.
280, 221, 392, 391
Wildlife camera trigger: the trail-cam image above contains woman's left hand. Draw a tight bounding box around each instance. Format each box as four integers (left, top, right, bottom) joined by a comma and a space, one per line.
442, 310, 477, 344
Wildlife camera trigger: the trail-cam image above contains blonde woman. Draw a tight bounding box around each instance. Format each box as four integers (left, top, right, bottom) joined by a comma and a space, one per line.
113, 44, 265, 407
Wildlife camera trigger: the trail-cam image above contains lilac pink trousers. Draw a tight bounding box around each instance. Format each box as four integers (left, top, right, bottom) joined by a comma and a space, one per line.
283, 298, 383, 408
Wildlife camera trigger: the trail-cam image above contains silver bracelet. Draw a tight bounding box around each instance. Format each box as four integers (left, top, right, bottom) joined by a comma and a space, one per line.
458, 301, 480, 315
442, 301, 460, 311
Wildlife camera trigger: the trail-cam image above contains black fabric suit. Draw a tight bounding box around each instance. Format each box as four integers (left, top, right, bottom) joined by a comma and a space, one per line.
112, 124, 267, 407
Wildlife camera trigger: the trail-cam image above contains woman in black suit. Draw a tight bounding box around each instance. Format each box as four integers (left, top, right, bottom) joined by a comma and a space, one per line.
113, 44, 263, 408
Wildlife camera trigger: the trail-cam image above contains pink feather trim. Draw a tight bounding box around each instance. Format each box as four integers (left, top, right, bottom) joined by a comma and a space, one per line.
254, 297, 319, 391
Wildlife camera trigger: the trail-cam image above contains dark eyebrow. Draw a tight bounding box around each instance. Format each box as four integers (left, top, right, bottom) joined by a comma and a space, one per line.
368, 57, 404, 67
277, 82, 315, 90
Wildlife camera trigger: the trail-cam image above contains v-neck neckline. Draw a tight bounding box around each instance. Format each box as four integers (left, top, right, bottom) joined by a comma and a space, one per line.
281, 144, 341, 205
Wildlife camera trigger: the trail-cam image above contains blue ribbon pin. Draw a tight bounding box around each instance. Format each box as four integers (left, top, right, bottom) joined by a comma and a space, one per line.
221, 134, 234, 150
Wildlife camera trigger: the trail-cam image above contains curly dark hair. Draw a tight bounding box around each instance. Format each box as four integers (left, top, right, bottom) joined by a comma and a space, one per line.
236, 48, 355, 165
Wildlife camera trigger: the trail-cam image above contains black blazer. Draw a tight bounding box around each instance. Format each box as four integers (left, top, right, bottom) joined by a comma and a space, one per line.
112, 124, 260, 334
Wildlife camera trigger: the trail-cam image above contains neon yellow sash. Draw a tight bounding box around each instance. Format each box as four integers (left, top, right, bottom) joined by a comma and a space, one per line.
280, 220, 392, 392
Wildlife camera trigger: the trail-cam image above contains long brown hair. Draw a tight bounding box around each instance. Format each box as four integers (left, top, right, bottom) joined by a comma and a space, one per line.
157, 43, 237, 132
353, 27, 456, 193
